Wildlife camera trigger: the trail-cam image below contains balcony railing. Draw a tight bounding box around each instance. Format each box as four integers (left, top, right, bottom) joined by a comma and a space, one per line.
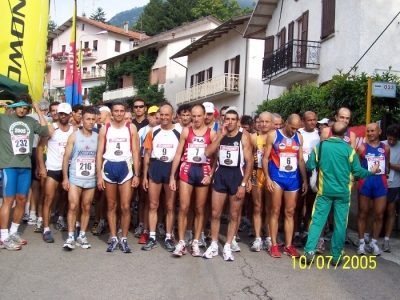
176, 73, 240, 105
103, 86, 137, 102
82, 70, 106, 79
52, 79, 65, 88
262, 40, 321, 79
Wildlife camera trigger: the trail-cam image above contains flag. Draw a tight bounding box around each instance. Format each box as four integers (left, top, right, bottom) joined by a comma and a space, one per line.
65, 0, 82, 105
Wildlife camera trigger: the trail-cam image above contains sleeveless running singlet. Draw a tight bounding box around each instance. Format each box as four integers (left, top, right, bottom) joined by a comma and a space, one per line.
46, 123, 74, 170
361, 142, 387, 175
150, 125, 181, 162
182, 127, 212, 164
103, 122, 132, 162
218, 130, 244, 172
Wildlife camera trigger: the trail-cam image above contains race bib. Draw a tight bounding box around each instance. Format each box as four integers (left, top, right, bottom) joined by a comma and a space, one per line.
110, 138, 128, 156
58, 142, 67, 156
279, 153, 298, 172
219, 145, 239, 166
11, 135, 30, 155
257, 149, 264, 168
155, 144, 174, 162
367, 156, 385, 175
187, 143, 207, 163
76, 157, 95, 178
303, 149, 312, 162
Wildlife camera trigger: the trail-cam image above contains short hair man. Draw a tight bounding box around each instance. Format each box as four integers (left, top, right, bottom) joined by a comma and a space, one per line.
272, 113, 282, 129
132, 98, 149, 131
70, 104, 83, 130
49, 102, 60, 122
203, 102, 219, 131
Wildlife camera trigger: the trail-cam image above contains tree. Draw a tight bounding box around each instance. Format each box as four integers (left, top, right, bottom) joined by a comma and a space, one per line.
48, 19, 57, 33
88, 83, 107, 106
192, 0, 243, 22
90, 7, 107, 23
163, 0, 198, 29
132, 0, 166, 36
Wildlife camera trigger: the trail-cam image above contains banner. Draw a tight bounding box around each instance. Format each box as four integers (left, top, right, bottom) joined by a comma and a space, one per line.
0, 0, 49, 102
349, 126, 366, 148
65, 0, 82, 106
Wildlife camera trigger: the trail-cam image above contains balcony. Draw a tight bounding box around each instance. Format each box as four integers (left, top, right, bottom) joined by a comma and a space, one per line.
103, 86, 137, 103
176, 73, 240, 105
82, 70, 106, 80
262, 40, 321, 87
52, 79, 65, 88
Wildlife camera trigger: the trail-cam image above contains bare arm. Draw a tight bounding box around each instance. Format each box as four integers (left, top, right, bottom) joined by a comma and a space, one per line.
262, 130, 276, 193
350, 131, 356, 149
320, 127, 329, 141
62, 132, 76, 191
142, 149, 151, 191
169, 128, 188, 191
204, 126, 226, 157
96, 126, 106, 190
130, 124, 140, 188
298, 134, 308, 196
36, 124, 53, 178
241, 131, 254, 194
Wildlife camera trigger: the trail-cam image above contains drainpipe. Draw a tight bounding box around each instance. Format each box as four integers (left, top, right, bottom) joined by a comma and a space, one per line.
171, 58, 188, 88
243, 38, 249, 115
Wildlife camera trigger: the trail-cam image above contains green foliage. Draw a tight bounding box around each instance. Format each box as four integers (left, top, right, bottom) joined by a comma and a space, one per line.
192, 0, 243, 22
257, 69, 400, 126
90, 7, 108, 23
108, 6, 144, 27
89, 83, 107, 106
135, 84, 166, 107
132, 0, 166, 36
48, 20, 57, 33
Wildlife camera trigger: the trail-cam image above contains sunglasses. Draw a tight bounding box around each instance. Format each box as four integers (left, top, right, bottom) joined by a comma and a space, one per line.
134, 105, 145, 109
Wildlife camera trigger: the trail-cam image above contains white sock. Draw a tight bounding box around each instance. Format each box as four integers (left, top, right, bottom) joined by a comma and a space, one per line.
43, 227, 50, 233
37, 217, 43, 222
225, 243, 231, 248
179, 239, 185, 245
58, 216, 64, 222
29, 211, 36, 219
319, 238, 324, 242
150, 232, 156, 240
76, 221, 81, 227
79, 231, 85, 237
166, 233, 171, 240
121, 237, 127, 241
384, 237, 390, 241
193, 239, 199, 244
68, 232, 74, 239
211, 240, 218, 247
359, 238, 365, 244
24, 201, 30, 215
266, 237, 271, 242
255, 237, 262, 242
1, 229, 9, 241
9, 222, 19, 235
371, 238, 377, 244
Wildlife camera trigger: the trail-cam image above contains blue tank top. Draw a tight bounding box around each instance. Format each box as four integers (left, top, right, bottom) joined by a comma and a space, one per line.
69, 130, 98, 180
361, 142, 387, 176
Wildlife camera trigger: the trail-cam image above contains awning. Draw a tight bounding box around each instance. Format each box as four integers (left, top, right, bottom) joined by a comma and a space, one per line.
0, 74, 29, 100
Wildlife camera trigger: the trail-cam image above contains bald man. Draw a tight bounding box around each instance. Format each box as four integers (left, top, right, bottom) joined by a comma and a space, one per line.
356, 123, 390, 256
262, 114, 308, 258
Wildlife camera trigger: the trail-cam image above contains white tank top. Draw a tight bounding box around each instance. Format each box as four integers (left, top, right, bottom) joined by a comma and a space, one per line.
298, 128, 320, 162
103, 122, 132, 162
150, 125, 181, 163
46, 123, 74, 170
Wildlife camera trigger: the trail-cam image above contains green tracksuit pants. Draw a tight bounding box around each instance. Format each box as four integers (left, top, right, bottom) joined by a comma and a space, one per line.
304, 194, 351, 260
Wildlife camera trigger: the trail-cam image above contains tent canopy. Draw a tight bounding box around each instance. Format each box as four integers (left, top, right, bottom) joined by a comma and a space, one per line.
0, 74, 29, 101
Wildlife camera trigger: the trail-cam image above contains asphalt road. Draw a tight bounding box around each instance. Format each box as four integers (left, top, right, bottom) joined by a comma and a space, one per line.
1, 221, 400, 300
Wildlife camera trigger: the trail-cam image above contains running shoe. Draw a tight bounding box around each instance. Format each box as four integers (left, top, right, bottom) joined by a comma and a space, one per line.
157, 224, 166, 238
9, 232, 27, 245
0, 238, 22, 251
34, 221, 43, 233
316, 239, 325, 254
117, 230, 122, 242
202, 244, 218, 259
270, 244, 281, 258
366, 241, 381, 256
235, 234, 241, 243
263, 239, 272, 252
74, 226, 81, 240
172, 241, 186, 257
251, 239, 262, 252
119, 239, 132, 253
238, 221, 250, 232
141, 237, 157, 251
305, 251, 315, 264
50, 214, 58, 224
353, 237, 369, 247
76, 236, 91, 249
106, 238, 119, 252
198, 232, 206, 248
223, 244, 234, 261
231, 238, 241, 252
27, 217, 37, 226
164, 239, 175, 252
283, 245, 301, 258
184, 231, 193, 246
292, 235, 302, 247
138, 231, 149, 244
56, 219, 67, 231
191, 241, 202, 257
22, 213, 29, 223
331, 258, 342, 267
93, 222, 106, 236
383, 240, 391, 253
43, 231, 54, 243
357, 242, 366, 255
63, 237, 76, 250
324, 230, 333, 241
90, 221, 98, 234
134, 226, 143, 238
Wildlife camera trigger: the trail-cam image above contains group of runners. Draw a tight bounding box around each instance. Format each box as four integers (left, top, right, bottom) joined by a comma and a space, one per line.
0, 95, 398, 263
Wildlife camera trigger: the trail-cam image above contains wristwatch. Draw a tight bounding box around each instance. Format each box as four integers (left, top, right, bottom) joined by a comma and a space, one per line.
240, 182, 246, 187
134, 173, 141, 177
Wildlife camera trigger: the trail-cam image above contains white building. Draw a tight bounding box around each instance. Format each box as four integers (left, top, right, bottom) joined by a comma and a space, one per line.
171, 14, 265, 115
243, 0, 400, 100
47, 17, 143, 103
98, 16, 221, 104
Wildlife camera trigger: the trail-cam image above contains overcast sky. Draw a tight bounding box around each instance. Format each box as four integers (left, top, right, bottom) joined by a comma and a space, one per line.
50, 0, 149, 25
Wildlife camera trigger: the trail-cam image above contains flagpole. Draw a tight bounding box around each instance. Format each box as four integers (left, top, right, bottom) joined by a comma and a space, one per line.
73, 0, 77, 104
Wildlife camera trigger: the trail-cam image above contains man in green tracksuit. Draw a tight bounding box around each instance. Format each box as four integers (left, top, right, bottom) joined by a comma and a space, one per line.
304, 122, 379, 264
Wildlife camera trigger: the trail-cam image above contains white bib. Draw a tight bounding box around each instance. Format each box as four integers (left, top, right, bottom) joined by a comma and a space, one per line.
367, 156, 385, 175
75, 157, 95, 178
303, 149, 312, 162
58, 142, 67, 156
187, 143, 207, 163
155, 143, 175, 162
11, 135, 30, 155
279, 153, 298, 172
219, 145, 239, 166
257, 149, 264, 168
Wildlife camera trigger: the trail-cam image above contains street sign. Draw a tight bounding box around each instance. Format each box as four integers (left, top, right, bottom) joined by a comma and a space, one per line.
372, 81, 397, 98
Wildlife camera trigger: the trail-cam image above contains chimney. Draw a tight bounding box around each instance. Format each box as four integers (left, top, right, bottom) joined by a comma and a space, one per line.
123, 21, 129, 33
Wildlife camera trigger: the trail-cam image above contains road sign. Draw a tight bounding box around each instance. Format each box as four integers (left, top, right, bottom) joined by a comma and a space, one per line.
372, 81, 397, 98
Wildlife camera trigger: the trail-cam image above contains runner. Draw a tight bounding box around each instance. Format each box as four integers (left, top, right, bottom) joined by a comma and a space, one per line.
98, 105, 111, 125
62, 106, 98, 250
124, 110, 133, 124
175, 104, 192, 131
356, 123, 389, 256
169, 104, 215, 257
132, 98, 149, 131
96, 100, 140, 253
202, 107, 253, 261
49, 102, 60, 122
70, 104, 83, 131
0, 94, 49, 250
272, 113, 282, 129
219, 106, 229, 126
320, 108, 356, 148
262, 114, 308, 258
203, 102, 219, 131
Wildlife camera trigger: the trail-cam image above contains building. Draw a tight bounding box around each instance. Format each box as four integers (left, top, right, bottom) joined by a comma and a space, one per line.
171, 14, 266, 115
243, 0, 400, 99
97, 16, 221, 104
46, 17, 144, 103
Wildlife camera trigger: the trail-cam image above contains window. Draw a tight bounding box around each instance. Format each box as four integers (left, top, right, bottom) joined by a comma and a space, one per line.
207, 67, 213, 80
264, 36, 274, 58
91, 66, 96, 75
82, 23, 85, 31
297, 11, 309, 67
321, 0, 335, 39
84, 41, 89, 49
225, 55, 240, 75
84, 88, 88, 95
276, 27, 286, 48
60, 70, 65, 80
115, 40, 121, 52
61, 45, 66, 53
83, 67, 87, 73
93, 40, 98, 51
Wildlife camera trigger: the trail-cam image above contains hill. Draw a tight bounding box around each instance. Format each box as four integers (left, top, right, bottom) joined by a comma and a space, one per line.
108, 6, 144, 27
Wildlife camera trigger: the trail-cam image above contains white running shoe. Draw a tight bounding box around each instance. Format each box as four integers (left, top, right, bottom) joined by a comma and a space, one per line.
191, 241, 202, 257
184, 231, 193, 246
316, 239, 325, 254
202, 244, 218, 259
223, 244, 234, 261
357, 242, 366, 255
366, 241, 381, 256
22, 214, 29, 222
27, 217, 37, 226
198, 232, 206, 248
1, 238, 22, 251
263, 239, 272, 251
63, 237, 76, 250
251, 239, 262, 252
231, 238, 241, 252
76, 236, 91, 249
172, 240, 186, 257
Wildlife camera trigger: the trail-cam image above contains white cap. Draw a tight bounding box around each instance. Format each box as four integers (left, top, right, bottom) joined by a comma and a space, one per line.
57, 103, 72, 114
226, 106, 241, 117
317, 118, 330, 124
99, 106, 111, 113
203, 102, 214, 114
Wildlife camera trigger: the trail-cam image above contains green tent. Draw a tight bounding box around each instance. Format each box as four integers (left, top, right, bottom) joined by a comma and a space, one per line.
0, 74, 29, 100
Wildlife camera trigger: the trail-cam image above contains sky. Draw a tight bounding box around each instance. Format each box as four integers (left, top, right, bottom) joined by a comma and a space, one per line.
50, 0, 149, 26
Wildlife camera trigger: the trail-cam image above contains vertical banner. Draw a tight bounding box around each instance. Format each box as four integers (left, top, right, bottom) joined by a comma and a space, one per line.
0, 0, 49, 102
65, 0, 82, 106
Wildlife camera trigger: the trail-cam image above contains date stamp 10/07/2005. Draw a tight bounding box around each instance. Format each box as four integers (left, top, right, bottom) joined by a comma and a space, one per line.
293, 255, 377, 270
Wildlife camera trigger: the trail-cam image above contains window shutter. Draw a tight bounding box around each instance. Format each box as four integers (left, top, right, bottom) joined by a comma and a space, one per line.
224, 60, 229, 74
288, 22, 294, 43
321, 0, 335, 39
208, 67, 213, 79
300, 11, 309, 67
235, 55, 240, 75
264, 35, 274, 58
280, 27, 286, 48
190, 75, 194, 87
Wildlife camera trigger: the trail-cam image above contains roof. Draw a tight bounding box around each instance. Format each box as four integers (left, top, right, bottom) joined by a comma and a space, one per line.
243, 0, 279, 39
170, 14, 251, 59
48, 16, 145, 41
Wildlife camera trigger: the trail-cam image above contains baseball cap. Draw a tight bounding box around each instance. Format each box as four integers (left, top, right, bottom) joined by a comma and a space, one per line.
203, 102, 214, 114
57, 103, 72, 114
214, 108, 219, 118
225, 106, 240, 117
99, 106, 111, 113
317, 118, 329, 124
148, 105, 159, 114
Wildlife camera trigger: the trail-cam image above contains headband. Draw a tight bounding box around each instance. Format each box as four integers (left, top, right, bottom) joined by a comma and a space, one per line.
7, 101, 32, 108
